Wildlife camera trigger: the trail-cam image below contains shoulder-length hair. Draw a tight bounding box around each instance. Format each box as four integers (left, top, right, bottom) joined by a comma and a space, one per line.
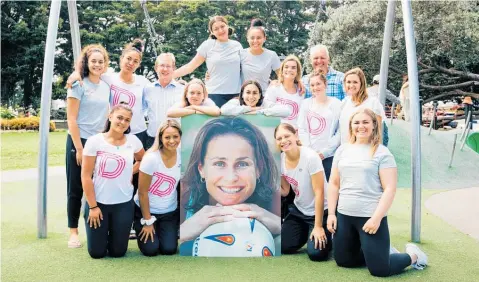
182, 117, 279, 214
182, 79, 208, 107
148, 119, 182, 153
278, 55, 303, 84
76, 44, 110, 79
344, 68, 368, 105
239, 80, 264, 107
348, 108, 382, 156
103, 103, 133, 134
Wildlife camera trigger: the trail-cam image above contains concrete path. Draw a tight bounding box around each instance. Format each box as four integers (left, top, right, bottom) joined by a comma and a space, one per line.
425, 187, 479, 241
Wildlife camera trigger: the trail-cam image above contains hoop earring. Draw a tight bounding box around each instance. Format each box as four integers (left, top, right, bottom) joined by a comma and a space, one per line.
200, 177, 205, 183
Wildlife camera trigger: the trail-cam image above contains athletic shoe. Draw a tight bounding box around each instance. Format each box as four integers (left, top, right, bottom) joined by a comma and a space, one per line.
389, 245, 399, 254
406, 243, 428, 270
129, 228, 137, 240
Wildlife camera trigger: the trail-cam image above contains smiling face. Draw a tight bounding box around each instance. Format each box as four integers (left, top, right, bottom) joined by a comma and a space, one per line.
242, 83, 261, 107
108, 108, 132, 134
351, 112, 374, 141
282, 60, 298, 82
211, 21, 229, 42
310, 75, 326, 98
310, 48, 329, 75
120, 50, 141, 74
186, 83, 205, 106
198, 134, 258, 206
161, 126, 181, 152
154, 55, 175, 82
247, 28, 265, 52
274, 125, 298, 152
344, 73, 361, 97
87, 52, 106, 77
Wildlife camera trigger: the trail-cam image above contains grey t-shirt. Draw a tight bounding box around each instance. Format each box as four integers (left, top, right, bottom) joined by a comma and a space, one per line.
240, 48, 281, 92
197, 39, 242, 95
67, 78, 110, 139
332, 143, 397, 217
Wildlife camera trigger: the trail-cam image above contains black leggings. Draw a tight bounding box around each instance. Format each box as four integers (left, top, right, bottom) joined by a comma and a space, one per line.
334, 213, 412, 277
133, 205, 179, 256
132, 130, 148, 196
84, 200, 134, 259
209, 93, 238, 108
281, 205, 332, 261
322, 156, 333, 182
66, 134, 87, 229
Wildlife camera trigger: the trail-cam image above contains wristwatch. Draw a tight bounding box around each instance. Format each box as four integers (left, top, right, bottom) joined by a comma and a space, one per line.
140, 216, 157, 226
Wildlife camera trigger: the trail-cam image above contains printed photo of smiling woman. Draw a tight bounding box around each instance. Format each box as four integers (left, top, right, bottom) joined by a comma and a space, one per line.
179, 117, 281, 256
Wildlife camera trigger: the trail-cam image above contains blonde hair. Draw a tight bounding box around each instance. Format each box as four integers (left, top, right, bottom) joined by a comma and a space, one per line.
274, 123, 302, 152
344, 68, 368, 106
154, 53, 176, 67
348, 108, 382, 156
76, 44, 110, 78
183, 79, 208, 106
279, 55, 303, 84
149, 120, 182, 153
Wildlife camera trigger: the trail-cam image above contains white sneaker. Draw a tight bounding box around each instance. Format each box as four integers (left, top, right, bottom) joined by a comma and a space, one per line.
406, 243, 428, 270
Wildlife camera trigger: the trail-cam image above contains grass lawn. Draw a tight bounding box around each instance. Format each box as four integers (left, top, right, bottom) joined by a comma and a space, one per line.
2, 178, 479, 281
1, 131, 67, 170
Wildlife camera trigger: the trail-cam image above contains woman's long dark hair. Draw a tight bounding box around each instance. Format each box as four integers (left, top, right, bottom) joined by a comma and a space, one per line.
238, 80, 264, 107
182, 117, 279, 214
103, 103, 132, 134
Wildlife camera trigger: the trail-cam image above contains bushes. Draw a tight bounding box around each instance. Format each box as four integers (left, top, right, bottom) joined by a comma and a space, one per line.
1, 116, 56, 132
51, 108, 67, 120
0, 106, 16, 119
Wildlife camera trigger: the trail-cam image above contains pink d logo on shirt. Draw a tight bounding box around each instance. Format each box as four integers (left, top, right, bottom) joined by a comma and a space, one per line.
97, 151, 126, 179
307, 111, 327, 135
282, 174, 300, 197
148, 172, 177, 197
111, 85, 136, 108
276, 97, 299, 120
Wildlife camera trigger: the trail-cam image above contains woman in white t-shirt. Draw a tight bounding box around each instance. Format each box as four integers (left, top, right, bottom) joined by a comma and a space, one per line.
133, 120, 182, 256
274, 123, 331, 261
173, 16, 242, 108
339, 68, 386, 144
81, 104, 145, 259
65, 44, 111, 249
327, 108, 427, 277
298, 72, 341, 181
221, 80, 291, 117
264, 55, 305, 129
240, 19, 281, 92
167, 79, 220, 119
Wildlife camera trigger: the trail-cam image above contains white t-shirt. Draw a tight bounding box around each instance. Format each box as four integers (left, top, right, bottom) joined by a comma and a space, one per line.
298, 97, 341, 159
281, 146, 327, 216
134, 150, 181, 214
197, 39, 242, 94
83, 133, 143, 205
264, 84, 304, 128
67, 78, 110, 139
170, 98, 217, 125
102, 73, 151, 135
332, 144, 397, 217
240, 48, 281, 92
339, 96, 386, 144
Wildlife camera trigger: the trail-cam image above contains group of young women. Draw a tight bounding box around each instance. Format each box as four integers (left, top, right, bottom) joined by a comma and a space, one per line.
64, 14, 427, 277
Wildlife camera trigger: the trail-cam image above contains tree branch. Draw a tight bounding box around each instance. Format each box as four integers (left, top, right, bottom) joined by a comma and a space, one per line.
388, 65, 404, 75
423, 90, 479, 104
434, 65, 479, 81
419, 81, 479, 91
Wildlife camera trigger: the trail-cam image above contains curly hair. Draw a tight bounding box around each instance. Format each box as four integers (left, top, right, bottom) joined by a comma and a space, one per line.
75, 44, 109, 79
182, 117, 279, 214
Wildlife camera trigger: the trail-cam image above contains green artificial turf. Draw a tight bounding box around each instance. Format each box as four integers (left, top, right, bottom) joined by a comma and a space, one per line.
1, 131, 67, 170
2, 179, 479, 281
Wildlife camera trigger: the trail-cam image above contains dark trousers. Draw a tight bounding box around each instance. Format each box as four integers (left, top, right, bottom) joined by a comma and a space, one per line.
383, 122, 389, 147
66, 134, 87, 229
281, 186, 296, 220
132, 130, 148, 196
209, 93, 238, 108
322, 156, 333, 182
133, 205, 179, 256
334, 213, 412, 277
281, 205, 332, 261
145, 135, 156, 151
84, 200, 134, 259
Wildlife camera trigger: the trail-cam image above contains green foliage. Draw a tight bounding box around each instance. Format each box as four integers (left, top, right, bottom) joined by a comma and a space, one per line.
0, 106, 16, 119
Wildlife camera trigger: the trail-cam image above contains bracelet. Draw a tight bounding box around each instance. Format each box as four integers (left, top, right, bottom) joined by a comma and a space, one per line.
140, 216, 157, 226
89, 206, 98, 210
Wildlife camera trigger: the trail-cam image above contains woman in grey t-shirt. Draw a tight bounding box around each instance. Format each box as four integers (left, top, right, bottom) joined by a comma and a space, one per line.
173, 16, 242, 108
327, 108, 428, 277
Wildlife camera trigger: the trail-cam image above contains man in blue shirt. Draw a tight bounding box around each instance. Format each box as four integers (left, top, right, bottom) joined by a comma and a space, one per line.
302, 45, 346, 100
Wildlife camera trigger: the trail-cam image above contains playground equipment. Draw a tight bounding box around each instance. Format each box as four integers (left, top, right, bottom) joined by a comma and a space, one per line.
37, 0, 424, 242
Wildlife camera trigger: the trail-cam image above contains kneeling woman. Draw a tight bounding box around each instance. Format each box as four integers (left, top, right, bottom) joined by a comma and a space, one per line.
327, 108, 427, 277
81, 104, 145, 258
221, 80, 291, 117
275, 123, 331, 261
167, 79, 220, 119
133, 120, 182, 256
